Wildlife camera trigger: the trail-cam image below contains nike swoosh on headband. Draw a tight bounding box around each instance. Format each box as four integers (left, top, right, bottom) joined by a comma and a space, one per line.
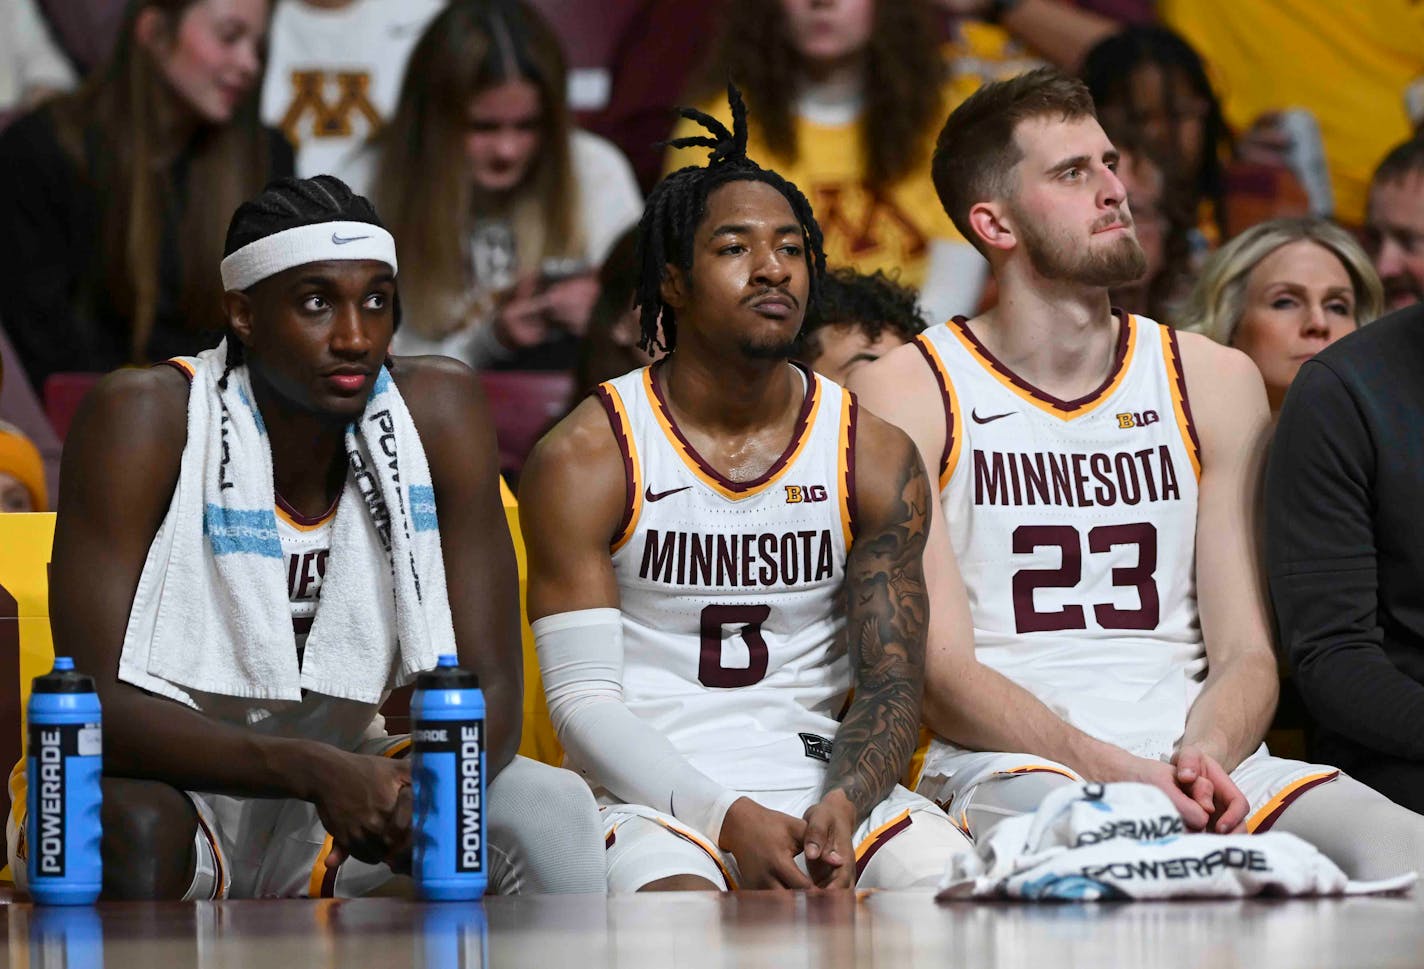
331, 232, 372, 245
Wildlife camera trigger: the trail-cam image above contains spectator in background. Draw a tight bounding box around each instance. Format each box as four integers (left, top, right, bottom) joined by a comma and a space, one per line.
668, 0, 987, 323
1367, 137, 1424, 313
797, 268, 925, 386
1266, 301, 1424, 814
356, 0, 641, 372
1108, 134, 1193, 322
0, 0, 78, 116
0, 420, 47, 512
1080, 26, 1231, 248
1183, 217, 1382, 415
571, 228, 655, 402
260, 0, 444, 181
1160, 0, 1424, 229
0, 0, 292, 390
1083, 26, 1316, 250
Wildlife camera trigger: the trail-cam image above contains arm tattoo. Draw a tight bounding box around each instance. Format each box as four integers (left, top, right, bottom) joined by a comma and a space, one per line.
823, 451, 930, 821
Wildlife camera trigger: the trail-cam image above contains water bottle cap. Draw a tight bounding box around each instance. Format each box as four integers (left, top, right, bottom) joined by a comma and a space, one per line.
415, 656, 480, 690
32, 657, 96, 694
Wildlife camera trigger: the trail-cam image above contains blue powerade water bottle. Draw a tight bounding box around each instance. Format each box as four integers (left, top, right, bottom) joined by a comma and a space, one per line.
27, 657, 103, 905
411, 654, 486, 900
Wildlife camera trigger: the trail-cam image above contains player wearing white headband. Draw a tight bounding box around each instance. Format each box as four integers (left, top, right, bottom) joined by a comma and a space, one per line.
7, 175, 606, 899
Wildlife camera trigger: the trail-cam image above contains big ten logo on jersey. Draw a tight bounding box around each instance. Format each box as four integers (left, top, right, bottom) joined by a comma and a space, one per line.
1116, 410, 1160, 429
785, 485, 828, 504
279, 71, 381, 144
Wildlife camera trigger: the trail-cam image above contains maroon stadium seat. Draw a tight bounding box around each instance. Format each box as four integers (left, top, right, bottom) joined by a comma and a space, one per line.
36, 0, 126, 73
478, 370, 573, 481
42, 372, 102, 443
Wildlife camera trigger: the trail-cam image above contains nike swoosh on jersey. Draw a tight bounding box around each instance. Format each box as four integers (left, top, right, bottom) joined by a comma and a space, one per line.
331, 233, 371, 245
971, 409, 1015, 424
645, 485, 692, 502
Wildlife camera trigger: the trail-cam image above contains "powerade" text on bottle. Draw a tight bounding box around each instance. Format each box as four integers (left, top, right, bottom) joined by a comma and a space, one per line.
411, 654, 487, 900
26, 657, 103, 905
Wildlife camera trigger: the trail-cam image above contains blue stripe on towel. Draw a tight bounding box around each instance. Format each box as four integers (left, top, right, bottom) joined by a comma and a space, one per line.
409, 485, 438, 532
204, 504, 282, 558
373, 368, 392, 396
236, 384, 267, 436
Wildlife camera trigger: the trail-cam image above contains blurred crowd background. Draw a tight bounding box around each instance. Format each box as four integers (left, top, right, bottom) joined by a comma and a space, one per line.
2, 0, 1423, 514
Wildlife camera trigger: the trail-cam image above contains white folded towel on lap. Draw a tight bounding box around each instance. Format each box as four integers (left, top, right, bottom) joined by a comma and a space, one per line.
938, 782, 1416, 901
117, 342, 453, 707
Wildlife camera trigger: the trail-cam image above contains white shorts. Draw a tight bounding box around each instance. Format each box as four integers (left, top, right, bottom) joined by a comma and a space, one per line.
917, 743, 1340, 837
600, 785, 971, 892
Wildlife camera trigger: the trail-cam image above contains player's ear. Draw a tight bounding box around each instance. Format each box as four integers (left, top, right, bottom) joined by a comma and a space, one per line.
223, 290, 256, 349
660, 264, 688, 310
969, 200, 1016, 255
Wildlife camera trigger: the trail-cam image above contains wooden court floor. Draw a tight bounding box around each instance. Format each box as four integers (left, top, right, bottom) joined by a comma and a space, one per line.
6, 889, 1424, 968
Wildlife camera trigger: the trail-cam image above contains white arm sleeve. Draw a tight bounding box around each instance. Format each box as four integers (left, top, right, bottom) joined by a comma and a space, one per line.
533, 608, 741, 844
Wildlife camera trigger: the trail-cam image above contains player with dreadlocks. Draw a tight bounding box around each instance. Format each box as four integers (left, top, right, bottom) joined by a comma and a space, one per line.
8, 174, 608, 899
520, 85, 971, 892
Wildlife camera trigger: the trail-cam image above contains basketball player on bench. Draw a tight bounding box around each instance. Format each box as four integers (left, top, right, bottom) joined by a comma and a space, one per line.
519, 88, 972, 892
852, 69, 1424, 878
6, 176, 604, 899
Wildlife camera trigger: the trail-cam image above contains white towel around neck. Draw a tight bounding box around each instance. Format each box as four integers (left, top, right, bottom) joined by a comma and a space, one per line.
116, 342, 453, 708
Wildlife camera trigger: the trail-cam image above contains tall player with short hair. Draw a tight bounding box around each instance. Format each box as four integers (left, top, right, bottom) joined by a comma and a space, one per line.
519, 88, 971, 892
851, 69, 1424, 877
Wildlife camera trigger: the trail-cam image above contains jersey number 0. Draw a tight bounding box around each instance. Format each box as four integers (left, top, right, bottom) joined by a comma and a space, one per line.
699, 604, 771, 687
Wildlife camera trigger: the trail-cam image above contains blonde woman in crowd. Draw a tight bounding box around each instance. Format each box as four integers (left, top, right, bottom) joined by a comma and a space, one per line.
1183, 217, 1383, 415
354, 0, 642, 372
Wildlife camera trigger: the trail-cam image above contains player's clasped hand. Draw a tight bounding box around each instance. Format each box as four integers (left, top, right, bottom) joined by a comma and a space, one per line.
311, 751, 413, 870
718, 797, 814, 890
1173, 745, 1250, 834
802, 790, 857, 890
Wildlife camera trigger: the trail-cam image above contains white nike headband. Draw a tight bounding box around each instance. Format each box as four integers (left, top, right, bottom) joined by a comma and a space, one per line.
219, 221, 398, 292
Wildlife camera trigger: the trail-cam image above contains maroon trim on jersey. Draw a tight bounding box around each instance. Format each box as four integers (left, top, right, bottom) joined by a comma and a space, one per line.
855, 813, 914, 878
913, 336, 955, 482
647, 359, 819, 494
156, 359, 195, 383
595, 383, 638, 545
1166, 327, 1202, 467
1251, 771, 1339, 833
845, 392, 860, 541
951, 308, 1133, 412
276, 491, 339, 527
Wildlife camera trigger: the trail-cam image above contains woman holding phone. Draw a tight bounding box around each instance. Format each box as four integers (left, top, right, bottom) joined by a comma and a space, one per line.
351, 0, 643, 371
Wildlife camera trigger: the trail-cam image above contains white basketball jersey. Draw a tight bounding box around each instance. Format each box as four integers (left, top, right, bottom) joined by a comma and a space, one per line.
918, 313, 1205, 761
598, 362, 857, 795
276, 495, 336, 660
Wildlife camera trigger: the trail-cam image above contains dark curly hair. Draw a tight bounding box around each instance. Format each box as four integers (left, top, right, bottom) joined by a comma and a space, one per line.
801, 268, 926, 360
1081, 26, 1230, 242
636, 84, 827, 354
698, 0, 945, 188
219, 175, 396, 387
